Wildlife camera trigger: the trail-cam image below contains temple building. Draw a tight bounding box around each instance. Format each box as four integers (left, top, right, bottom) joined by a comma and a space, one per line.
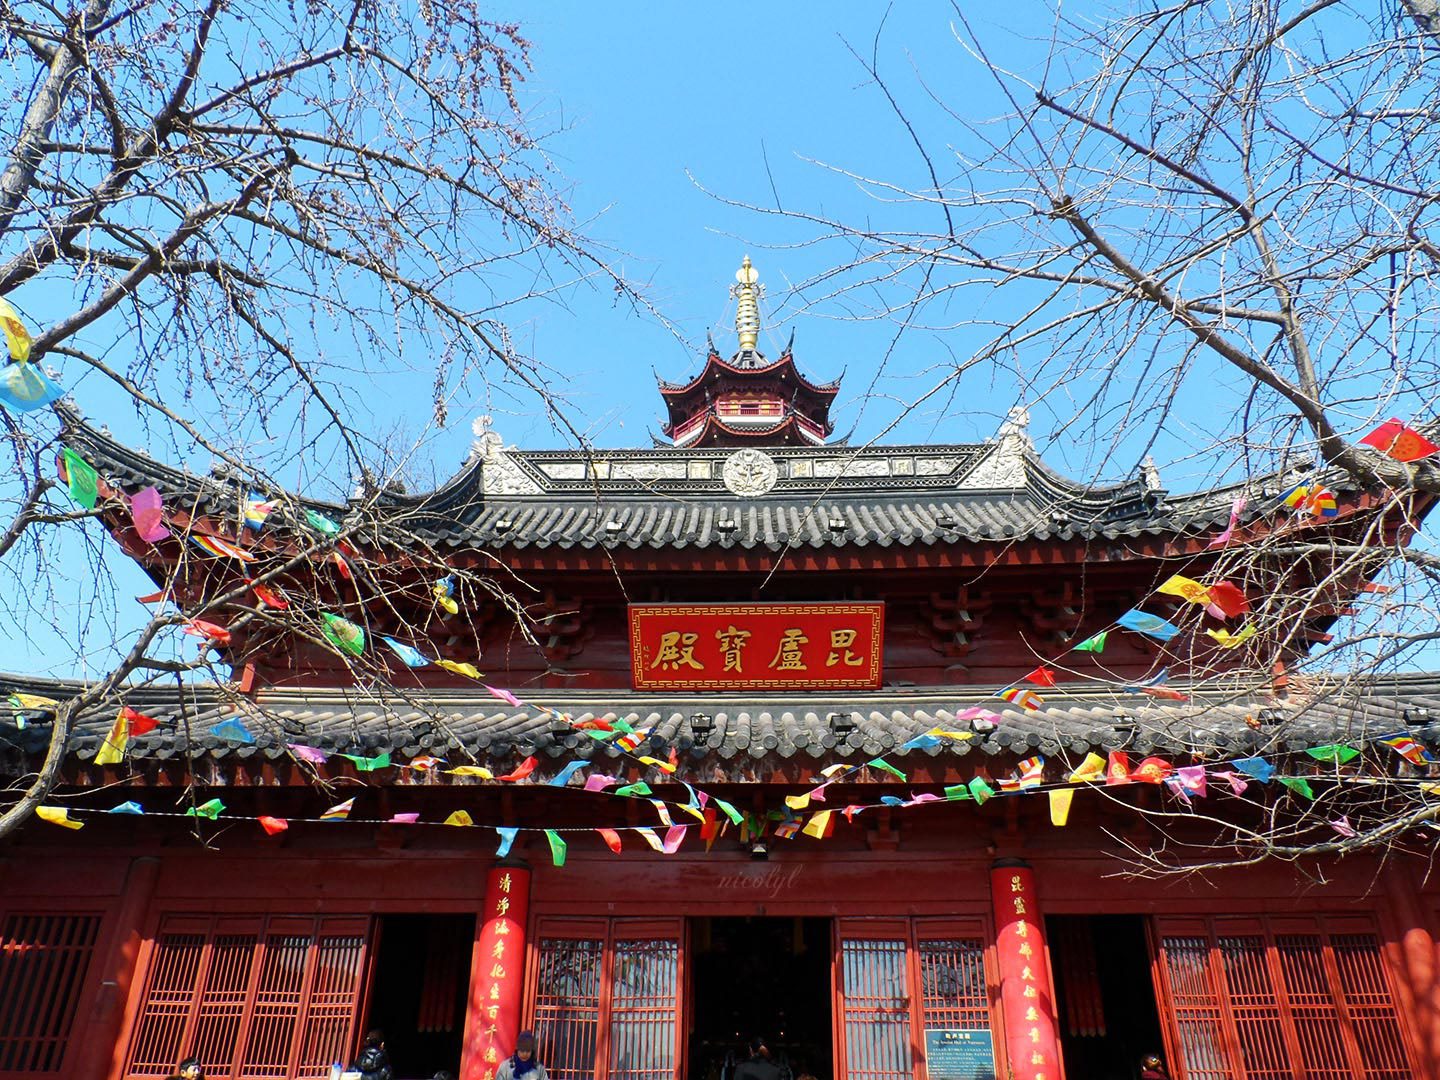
4, 258, 1440, 1080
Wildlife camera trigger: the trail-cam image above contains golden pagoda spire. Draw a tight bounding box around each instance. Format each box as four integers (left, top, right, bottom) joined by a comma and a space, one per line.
730, 254, 764, 354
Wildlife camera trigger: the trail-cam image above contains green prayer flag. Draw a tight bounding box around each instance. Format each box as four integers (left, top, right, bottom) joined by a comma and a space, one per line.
1306, 745, 1360, 764
321, 613, 366, 656
1073, 630, 1108, 654
614, 782, 652, 798
545, 829, 567, 867
60, 448, 98, 509
341, 751, 391, 772
306, 509, 340, 535
184, 797, 225, 820
944, 784, 973, 801
968, 776, 995, 805
867, 758, 907, 781
611, 719, 636, 735
712, 797, 743, 825
1279, 776, 1315, 800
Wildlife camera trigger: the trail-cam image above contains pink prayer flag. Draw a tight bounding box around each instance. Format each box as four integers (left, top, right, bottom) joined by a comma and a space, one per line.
484, 685, 523, 707
904, 793, 942, 807
661, 824, 688, 853
809, 783, 829, 804
1330, 816, 1357, 838
1207, 496, 1246, 548
388, 812, 420, 824
1216, 770, 1249, 795
584, 774, 618, 793
287, 743, 328, 764
956, 707, 1002, 723
1176, 765, 1208, 798
130, 486, 170, 542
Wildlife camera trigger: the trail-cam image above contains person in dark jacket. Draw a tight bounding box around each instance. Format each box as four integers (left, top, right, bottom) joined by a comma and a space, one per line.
734, 1037, 784, 1080
350, 1029, 394, 1080
166, 1058, 204, 1080
496, 1030, 548, 1080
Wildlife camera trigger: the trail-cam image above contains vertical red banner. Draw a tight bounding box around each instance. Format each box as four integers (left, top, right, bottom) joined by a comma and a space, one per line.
462, 864, 531, 1080
990, 863, 1062, 1080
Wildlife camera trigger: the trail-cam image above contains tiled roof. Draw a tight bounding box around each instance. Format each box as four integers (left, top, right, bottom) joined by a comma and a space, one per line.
4, 673, 1437, 774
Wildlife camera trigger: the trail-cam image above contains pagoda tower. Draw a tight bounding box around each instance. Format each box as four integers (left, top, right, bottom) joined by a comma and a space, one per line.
658, 256, 840, 447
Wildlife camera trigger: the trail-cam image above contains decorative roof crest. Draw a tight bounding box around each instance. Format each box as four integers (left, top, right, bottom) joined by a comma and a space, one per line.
730, 255, 765, 359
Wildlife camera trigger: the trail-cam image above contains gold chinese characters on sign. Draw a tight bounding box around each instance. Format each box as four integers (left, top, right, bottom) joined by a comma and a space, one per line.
629, 603, 885, 691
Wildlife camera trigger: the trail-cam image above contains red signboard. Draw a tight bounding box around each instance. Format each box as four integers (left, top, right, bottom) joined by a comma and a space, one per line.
628, 602, 884, 691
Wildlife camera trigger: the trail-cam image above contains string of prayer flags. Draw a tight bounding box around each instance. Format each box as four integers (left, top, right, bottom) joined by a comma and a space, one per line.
1233, 756, 1276, 783
448, 765, 492, 779
1205, 581, 1249, 620
1208, 495, 1246, 548
443, 810, 474, 827
968, 776, 995, 804
0, 361, 62, 411
1306, 744, 1360, 765
545, 829, 568, 866
60, 449, 99, 509
867, 759, 907, 780
243, 496, 274, 529
321, 798, 355, 821
36, 806, 83, 829
1116, 609, 1181, 641
436, 659, 482, 680
287, 743, 327, 765
1068, 753, 1106, 783
305, 509, 341, 536
1360, 418, 1440, 462
1157, 575, 1210, 605
1279, 776, 1315, 800
183, 619, 231, 647
1380, 734, 1436, 765
1206, 625, 1257, 649
434, 575, 459, 615
1073, 631, 1107, 654
130, 487, 170, 542
662, 824, 688, 852
0, 296, 32, 360
320, 613, 365, 656
1106, 752, 1132, 785
184, 798, 225, 820
210, 717, 254, 744
1048, 789, 1074, 826
495, 827, 518, 856
598, 827, 623, 854
1023, 666, 1058, 687
382, 637, 430, 668
259, 816, 289, 835
339, 751, 390, 772
548, 761, 587, 787
999, 687, 1043, 711
497, 756, 538, 782
189, 533, 256, 562
802, 811, 834, 839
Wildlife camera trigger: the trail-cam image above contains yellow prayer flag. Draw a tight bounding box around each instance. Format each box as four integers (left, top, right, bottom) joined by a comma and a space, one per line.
802, 810, 833, 838
925, 728, 975, 741
636, 755, 677, 773
0, 297, 32, 362
443, 810, 475, 826
436, 659, 482, 680
36, 805, 83, 830
448, 766, 493, 779
1157, 574, 1210, 605
1206, 625, 1257, 649
10, 693, 58, 709
820, 764, 849, 779
1068, 752, 1106, 783
677, 804, 706, 822
1048, 789, 1074, 827
784, 792, 812, 811
94, 709, 130, 766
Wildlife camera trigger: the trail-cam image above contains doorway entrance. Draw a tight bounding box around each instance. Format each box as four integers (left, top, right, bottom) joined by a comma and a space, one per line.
1046, 915, 1166, 1080
364, 914, 476, 1078
688, 917, 833, 1080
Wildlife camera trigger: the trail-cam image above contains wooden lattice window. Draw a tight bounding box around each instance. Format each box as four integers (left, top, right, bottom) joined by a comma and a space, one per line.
1155, 916, 1412, 1080
530, 919, 681, 1080
124, 915, 369, 1080
837, 923, 913, 1080
0, 912, 101, 1073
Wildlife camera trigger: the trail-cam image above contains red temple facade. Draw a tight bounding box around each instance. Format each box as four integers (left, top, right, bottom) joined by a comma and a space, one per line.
4, 260, 1440, 1080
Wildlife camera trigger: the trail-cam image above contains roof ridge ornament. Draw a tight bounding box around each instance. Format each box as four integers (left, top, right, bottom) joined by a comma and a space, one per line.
730, 255, 765, 362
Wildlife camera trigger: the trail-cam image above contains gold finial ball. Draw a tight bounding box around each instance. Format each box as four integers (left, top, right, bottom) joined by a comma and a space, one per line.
736, 254, 759, 285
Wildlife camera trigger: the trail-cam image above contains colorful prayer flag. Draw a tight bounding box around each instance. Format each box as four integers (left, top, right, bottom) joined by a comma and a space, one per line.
36, 806, 82, 830
182, 619, 231, 647
339, 751, 390, 772
485, 685, 523, 707
1157, 575, 1210, 605
546, 830, 568, 866
1360, 419, 1440, 462
320, 798, 355, 821
662, 824, 688, 852
1232, 756, 1275, 783
130, 487, 170, 542
0, 362, 62, 411
320, 613, 365, 656
999, 687, 1043, 711
1279, 776, 1315, 800
434, 576, 459, 615
1134, 757, 1173, 784
1206, 625, 1257, 649
209, 717, 254, 744
243, 497, 274, 529
598, 827, 623, 854
1069, 753, 1106, 783
548, 761, 587, 787
1073, 631, 1107, 654
497, 757, 538, 782
1330, 816, 1357, 839
251, 582, 288, 609
435, 659, 481, 680
259, 816, 289, 835
1205, 581, 1248, 620
1175, 765, 1207, 798
382, 637, 430, 667
287, 743, 327, 765
109, 801, 144, 815
305, 509, 341, 535
1115, 609, 1181, 642
1380, 734, 1436, 765
968, 776, 995, 804
614, 782, 653, 798
189, 533, 257, 562
1023, 666, 1058, 687
60, 448, 98, 509
184, 798, 225, 820
495, 827, 518, 856
443, 811, 474, 827
0, 296, 32, 360
388, 813, 420, 824
1049, 789, 1074, 827
802, 811, 834, 839
448, 765, 493, 779
1207, 495, 1246, 548
1306, 744, 1359, 764
867, 759, 907, 781
1017, 755, 1045, 789
1105, 752, 1132, 785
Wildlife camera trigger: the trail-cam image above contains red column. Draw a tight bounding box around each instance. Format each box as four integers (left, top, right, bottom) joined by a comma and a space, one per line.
461, 863, 531, 1080
78, 855, 159, 1080
990, 862, 1063, 1080
1384, 863, 1440, 1076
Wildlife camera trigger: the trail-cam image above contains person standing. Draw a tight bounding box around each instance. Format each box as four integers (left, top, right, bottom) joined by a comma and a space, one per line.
350, 1030, 394, 1080
734, 1037, 784, 1080
496, 1030, 549, 1080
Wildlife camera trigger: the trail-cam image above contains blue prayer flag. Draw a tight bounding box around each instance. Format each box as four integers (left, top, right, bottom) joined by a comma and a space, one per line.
1116, 609, 1181, 642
